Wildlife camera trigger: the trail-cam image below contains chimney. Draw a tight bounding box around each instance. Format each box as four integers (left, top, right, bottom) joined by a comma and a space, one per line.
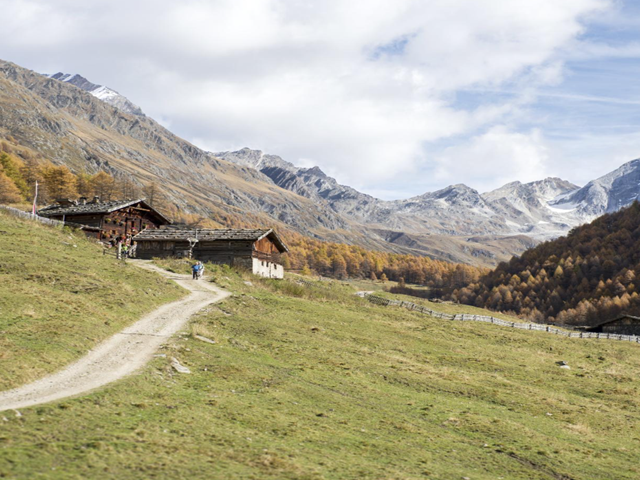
91, 196, 100, 204
79, 197, 87, 205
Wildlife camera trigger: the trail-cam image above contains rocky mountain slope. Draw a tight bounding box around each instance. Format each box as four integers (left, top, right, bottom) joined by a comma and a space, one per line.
46, 73, 145, 116
482, 178, 581, 237
215, 149, 584, 238
551, 158, 640, 218
216, 147, 640, 243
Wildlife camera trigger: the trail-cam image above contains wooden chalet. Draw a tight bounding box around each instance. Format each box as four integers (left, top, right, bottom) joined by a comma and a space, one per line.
133, 228, 289, 279
586, 315, 640, 336
38, 198, 170, 241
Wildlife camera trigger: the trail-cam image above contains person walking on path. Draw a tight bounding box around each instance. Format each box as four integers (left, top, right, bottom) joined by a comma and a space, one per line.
192, 261, 203, 280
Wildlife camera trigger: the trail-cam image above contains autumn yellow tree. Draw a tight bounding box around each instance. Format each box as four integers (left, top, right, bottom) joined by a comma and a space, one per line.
90, 171, 116, 201
0, 171, 23, 203
41, 165, 78, 201
0, 153, 28, 196
76, 173, 95, 198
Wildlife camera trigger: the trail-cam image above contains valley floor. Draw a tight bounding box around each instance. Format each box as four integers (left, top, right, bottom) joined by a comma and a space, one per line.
1, 261, 639, 479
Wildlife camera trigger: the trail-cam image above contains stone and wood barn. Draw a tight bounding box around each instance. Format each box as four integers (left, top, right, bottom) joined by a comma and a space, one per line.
38, 198, 170, 241
586, 315, 640, 336
133, 228, 288, 279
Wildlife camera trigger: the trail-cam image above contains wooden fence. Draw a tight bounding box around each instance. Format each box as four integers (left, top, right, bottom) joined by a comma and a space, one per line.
0, 205, 97, 232
0, 205, 66, 228
366, 294, 640, 344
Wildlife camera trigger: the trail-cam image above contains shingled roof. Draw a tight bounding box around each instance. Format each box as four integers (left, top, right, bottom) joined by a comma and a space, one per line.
38, 199, 170, 224
133, 228, 289, 252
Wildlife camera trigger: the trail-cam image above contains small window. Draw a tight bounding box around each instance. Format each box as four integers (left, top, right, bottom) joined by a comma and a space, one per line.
261, 261, 265, 266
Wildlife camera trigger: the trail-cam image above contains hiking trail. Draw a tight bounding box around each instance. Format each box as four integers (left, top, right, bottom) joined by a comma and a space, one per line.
0, 260, 230, 412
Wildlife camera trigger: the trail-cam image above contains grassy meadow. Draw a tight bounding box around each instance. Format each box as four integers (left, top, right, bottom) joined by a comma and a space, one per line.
0, 210, 185, 390
374, 290, 529, 323
1, 259, 639, 479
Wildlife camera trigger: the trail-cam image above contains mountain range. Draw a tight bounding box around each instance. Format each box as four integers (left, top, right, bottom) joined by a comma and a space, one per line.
215, 148, 639, 240
1, 58, 639, 266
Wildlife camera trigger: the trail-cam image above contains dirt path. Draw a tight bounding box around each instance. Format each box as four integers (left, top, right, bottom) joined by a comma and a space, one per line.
0, 260, 231, 412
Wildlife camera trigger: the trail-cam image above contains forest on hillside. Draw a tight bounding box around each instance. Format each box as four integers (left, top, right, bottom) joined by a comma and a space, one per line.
282, 230, 485, 288
449, 202, 640, 326
0, 138, 485, 289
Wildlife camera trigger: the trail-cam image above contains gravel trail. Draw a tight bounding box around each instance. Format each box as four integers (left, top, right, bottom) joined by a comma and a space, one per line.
0, 260, 230, 412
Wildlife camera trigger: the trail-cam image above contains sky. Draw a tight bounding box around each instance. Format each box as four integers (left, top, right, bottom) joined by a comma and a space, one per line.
2, 0, 640, 199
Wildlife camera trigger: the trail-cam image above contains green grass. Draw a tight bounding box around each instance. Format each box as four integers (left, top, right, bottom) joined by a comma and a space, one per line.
1, 265, 640, 479
0, 211, 186, 390
375, 290, 527, 322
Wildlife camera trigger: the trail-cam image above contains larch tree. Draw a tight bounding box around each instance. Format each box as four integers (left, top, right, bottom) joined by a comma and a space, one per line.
76, 173, 95, 198
41, 165, 78, 202
0, 171, 23, 203
90, 171, 117, 201
0, 153, 28, 196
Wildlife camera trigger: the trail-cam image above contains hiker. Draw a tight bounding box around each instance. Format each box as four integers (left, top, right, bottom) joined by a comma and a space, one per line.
192, 261, 203, 280
121, 244, 129, 258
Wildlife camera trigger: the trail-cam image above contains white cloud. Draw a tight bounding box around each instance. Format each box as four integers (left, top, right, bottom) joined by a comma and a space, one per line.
433, 127, 551, 192
0, 0, 618, 198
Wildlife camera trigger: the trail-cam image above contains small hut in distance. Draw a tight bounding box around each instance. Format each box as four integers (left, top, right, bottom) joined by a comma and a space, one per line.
133, 227, 288, 279
586, 315, 640, 336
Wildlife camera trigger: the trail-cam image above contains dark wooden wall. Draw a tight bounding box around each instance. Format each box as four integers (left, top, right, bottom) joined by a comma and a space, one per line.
135, 239, 282, 269
600, 318, 640, 336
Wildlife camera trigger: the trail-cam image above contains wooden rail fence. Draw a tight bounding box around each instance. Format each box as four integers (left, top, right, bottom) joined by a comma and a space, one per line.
366, 294, 640, 344
1, 205, 100, 232
0, 205, 66, 228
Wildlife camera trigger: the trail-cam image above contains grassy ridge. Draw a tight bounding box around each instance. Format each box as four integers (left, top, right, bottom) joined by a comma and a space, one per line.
1, 262, 639, 479
0, 211, 185, 390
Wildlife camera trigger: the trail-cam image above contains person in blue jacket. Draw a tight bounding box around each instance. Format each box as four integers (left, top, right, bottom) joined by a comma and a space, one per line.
192, 261, 201, 280
192, 261, 204, 280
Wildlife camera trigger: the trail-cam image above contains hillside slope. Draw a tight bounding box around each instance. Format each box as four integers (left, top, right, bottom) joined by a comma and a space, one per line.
0, 210, 184, 390
451, 202, 640, 325
1, 262, 638, 479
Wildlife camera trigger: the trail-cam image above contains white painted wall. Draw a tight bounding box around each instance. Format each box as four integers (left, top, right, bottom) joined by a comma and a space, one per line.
252, 258, 284, 279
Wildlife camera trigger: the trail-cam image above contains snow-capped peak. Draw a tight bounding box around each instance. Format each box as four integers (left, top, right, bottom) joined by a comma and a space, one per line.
45, 72, 144, 116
